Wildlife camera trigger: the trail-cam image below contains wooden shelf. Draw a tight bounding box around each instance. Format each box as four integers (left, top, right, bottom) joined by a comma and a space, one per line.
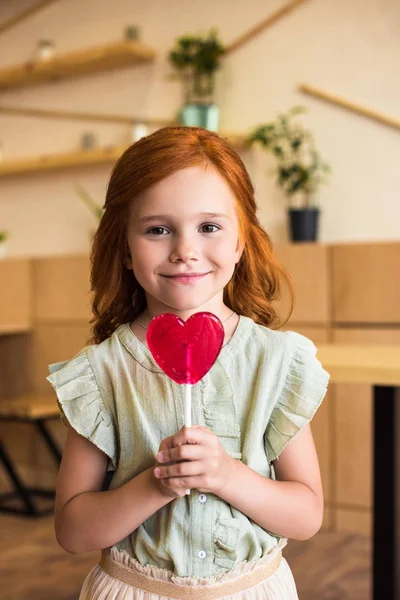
0, 39, 156, 91
0, 145, 129, 176
0, 134, 248, 177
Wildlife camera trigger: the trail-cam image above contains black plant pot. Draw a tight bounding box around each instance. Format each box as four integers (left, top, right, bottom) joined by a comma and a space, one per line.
288, 208, 320, 242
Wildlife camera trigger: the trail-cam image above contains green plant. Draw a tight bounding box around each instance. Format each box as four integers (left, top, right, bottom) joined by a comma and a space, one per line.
0, 231, 8, 243
75, 184, 104, 221
168, 29, 225, 102
248, 107, 331, 208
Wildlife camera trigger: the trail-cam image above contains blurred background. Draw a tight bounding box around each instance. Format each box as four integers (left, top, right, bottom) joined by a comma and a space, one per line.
1, 0, 399, 598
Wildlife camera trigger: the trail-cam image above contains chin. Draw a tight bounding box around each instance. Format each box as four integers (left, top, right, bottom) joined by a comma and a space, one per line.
157, 296, 215, 314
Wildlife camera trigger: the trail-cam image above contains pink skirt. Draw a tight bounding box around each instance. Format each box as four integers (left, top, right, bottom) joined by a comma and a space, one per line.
79, 538, 299, 600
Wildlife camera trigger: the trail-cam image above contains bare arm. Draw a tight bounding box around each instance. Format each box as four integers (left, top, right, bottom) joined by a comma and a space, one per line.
217, 424, 323, 540
55, 426, 173, 554
155, 423, 324, 541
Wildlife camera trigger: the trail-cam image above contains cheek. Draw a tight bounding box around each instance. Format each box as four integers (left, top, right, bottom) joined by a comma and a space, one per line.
209, 235, 239, 260
130, 239, 165, 273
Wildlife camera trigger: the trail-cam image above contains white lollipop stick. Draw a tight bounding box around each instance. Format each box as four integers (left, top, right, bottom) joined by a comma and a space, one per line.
184, 383, 192, 428
184, 345, 193, 495
184, 384, 191, 495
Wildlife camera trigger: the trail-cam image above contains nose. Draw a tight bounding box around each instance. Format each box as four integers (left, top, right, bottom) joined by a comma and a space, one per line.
169, 233, 199, 263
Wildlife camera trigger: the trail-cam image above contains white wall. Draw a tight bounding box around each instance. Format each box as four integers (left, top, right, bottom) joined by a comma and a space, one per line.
0, 0, 399, 257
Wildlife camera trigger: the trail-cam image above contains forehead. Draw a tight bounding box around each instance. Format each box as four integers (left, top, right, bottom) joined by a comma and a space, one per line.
130, 166, 237, 218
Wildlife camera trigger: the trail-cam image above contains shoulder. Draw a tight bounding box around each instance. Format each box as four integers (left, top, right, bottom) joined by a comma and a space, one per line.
244, 319, 316, 361
47, 325, 129, 402
82, 324, 129, 370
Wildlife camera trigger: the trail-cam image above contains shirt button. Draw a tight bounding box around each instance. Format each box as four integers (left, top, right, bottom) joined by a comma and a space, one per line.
198, 493, 207, 504
197, 550, 207, 559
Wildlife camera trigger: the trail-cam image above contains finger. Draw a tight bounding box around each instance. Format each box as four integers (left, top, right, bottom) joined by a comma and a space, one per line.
154, 460, 206, 480
157, 444, 204, 464
161, 476, 203, 490
158, 426, 210, 452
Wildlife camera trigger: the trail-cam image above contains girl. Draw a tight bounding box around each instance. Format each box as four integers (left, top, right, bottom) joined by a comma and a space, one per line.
47, 126, 329, 600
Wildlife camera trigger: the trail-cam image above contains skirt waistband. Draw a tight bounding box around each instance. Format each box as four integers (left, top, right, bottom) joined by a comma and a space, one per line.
100, 550, 282, 600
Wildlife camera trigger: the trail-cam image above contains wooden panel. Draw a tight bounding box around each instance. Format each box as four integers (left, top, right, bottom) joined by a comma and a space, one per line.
31, 322, 91, 394
32, 256, 91, 321
0, 259, 32, 332
333, 243, 400, 323
281, 325, 332, 345
333, 328, 400, 512
274, 244, 331, 325
0, 333, 32, 398
336, 508, 372, 536
334, 381, 372, 509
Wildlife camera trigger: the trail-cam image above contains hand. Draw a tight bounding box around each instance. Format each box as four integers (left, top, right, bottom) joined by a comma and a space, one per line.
152, 465, 189, 499
153, 426, 239, 496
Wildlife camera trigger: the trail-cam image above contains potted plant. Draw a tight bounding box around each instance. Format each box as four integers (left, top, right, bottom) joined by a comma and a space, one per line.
168, 29, 225, 131
247, 107, 331, 242
0, 231, 8, 258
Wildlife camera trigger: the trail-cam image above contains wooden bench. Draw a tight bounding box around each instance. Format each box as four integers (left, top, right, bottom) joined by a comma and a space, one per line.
0, 394, 61, 516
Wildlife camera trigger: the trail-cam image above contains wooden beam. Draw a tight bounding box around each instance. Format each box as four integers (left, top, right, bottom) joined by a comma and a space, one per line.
0, 0, 59, 36
0, 105, 173, 127
299, 83, 400, 132
226, 0, 309, 55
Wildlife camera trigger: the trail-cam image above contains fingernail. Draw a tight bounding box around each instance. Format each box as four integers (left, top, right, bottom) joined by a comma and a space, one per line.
154, 468, 161, 478
157, 452, 164, 462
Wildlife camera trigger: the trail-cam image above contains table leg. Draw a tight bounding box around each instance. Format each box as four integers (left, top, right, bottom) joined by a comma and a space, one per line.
373, 385, 400, 599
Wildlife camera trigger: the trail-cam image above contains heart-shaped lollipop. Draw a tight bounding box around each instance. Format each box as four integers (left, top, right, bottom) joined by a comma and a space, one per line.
147, 312, 224, 495
147, 312, 224, 385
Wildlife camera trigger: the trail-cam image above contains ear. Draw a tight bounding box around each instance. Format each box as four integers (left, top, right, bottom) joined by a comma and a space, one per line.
234, 237, 245, 264
124, 241, 133, 270
124, 248, 133, 270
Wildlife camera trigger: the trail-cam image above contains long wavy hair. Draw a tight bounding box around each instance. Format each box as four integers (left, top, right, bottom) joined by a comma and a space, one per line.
89, 126, 294, 344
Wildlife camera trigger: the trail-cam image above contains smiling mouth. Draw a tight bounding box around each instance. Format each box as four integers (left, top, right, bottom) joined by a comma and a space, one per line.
161, 273, 209, 282
162, 273, 208, 278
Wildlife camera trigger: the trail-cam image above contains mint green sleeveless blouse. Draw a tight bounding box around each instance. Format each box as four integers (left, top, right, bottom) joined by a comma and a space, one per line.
47, 316, 329, 578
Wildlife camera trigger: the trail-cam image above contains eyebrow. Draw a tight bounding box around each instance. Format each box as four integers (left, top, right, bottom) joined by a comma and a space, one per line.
137, 212, 230, 223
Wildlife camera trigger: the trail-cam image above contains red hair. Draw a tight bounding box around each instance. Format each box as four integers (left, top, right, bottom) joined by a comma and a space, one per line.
89, 126, 294, 344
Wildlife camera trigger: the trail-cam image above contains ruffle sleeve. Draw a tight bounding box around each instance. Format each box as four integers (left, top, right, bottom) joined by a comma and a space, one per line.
264, 331, 330, 463
46, 349, 117, 471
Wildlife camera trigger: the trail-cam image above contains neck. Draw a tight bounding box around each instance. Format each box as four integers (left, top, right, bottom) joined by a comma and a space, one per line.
143, 293, 232, 325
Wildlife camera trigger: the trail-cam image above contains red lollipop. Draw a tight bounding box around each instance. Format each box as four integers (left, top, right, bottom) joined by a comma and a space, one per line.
147, 312, 224, 387
147, 312, 224, 495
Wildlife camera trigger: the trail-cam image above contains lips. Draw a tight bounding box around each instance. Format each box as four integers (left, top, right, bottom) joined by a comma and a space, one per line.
163, 273, 207, 278
161, 272, 209, 283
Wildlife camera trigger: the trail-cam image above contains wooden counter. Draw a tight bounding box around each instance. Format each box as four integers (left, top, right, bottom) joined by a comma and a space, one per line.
316, 342, 400, 600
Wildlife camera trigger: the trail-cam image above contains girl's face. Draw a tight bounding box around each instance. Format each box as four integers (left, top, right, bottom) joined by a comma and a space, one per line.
125, 165, 243, 318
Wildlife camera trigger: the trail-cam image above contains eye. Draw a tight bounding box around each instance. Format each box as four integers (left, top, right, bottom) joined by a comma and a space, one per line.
146, 226, 169, 236
199, 223, 220, 234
